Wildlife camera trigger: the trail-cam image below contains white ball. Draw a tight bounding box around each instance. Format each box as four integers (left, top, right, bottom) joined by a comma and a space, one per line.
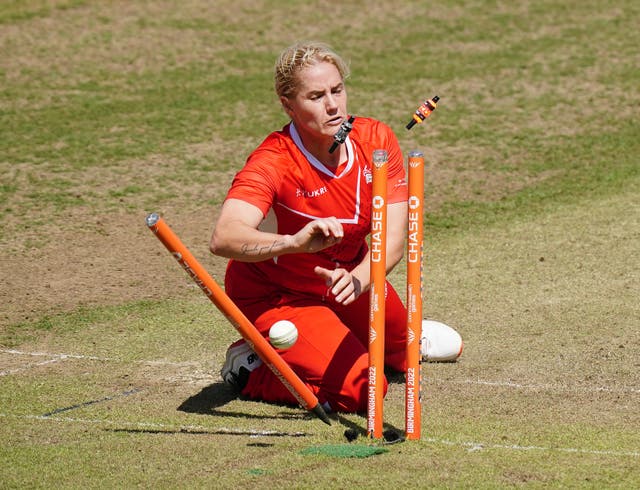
268, 320, 298, 350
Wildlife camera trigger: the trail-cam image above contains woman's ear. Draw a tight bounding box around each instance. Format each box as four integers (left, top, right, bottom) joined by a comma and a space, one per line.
280, 96, 294, 116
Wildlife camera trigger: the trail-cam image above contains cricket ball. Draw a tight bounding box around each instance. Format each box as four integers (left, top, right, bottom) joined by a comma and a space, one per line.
268, 320, 298, 350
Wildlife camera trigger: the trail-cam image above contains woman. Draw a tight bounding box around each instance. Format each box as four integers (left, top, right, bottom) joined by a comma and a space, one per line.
210, 41, 461, 413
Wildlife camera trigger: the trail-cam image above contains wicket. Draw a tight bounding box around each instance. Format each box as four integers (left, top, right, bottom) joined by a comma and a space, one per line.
368, 150, 425, 440
368, 149, 388, 439
146, 213, 331, 425
405, 150, 425, 440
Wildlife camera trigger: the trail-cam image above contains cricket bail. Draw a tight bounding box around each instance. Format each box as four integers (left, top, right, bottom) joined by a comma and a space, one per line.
145, 213, 160, 227
406, 95, 439, 130
328, 115, 355, 154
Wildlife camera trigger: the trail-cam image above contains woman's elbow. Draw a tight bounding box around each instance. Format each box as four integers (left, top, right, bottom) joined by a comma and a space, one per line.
209, 230, 226, 256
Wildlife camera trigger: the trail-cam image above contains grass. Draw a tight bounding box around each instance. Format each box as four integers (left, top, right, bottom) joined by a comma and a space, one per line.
1, 0, 639, 487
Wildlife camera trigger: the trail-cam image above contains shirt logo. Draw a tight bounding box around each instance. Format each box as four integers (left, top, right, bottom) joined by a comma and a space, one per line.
363, 165, 372, 184
296, 186, 327, 198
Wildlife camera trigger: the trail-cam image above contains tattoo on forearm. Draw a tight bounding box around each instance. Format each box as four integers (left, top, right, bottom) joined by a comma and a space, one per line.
240, 240, 286, 256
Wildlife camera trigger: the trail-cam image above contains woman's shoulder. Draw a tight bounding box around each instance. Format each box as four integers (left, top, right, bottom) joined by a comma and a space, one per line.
250, 124, 297, 159
351, 116, 396, 143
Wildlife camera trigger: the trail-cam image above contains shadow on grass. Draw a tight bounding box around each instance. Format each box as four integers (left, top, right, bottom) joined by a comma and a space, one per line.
177, 381, 238, 413
105, 427, 305, 438
177, 377, 406, 435
385, 367, 405, 384
177, 382, 310, 422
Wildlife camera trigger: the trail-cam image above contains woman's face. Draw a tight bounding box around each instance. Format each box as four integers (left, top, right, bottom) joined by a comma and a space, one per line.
281, 61, 348, 142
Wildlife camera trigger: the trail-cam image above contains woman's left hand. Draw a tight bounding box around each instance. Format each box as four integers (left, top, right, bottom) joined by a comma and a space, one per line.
314, 266, 362, 305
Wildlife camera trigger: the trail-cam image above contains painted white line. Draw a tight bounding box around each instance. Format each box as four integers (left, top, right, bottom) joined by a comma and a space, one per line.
0, 413, 307, 438
1, 413, 636, 455
4, 349, 639, 395
440, 378, 640, 395
425, 437, 640, 458
1, 349, 110, 361
0, 349, 198, 368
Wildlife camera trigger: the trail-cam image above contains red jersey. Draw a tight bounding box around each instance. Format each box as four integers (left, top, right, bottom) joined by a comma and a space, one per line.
224, 117, 407, 300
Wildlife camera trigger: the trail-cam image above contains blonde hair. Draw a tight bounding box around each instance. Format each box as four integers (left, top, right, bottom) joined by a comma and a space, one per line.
274, 41, 350, 99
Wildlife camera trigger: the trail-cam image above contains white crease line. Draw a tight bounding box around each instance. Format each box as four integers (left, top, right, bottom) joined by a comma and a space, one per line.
0, 349, 198, 368
0, 413, 307, 438
425, 437, 640, 458
442, 379, 640, 394
4, 349, 639, 395
1, 349, 111, 361
1, 413, 636, 456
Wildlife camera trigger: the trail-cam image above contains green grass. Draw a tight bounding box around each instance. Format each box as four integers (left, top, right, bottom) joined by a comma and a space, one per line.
1, 0, 637, 229
0, 0, 88, 23
1, 0, 639, 487
430, 119, 640, 231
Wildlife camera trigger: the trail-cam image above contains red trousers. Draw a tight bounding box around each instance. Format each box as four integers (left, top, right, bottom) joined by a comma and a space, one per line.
228, 281, 407, 413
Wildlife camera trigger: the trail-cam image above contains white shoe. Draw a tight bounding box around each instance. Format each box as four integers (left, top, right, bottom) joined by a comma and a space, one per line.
421, 320, 463, 362
220, 339, 263, 389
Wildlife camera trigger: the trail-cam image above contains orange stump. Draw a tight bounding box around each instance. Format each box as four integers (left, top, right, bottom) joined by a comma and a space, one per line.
405, 151, 425, 439
368, 150, 388, 438
146, 213, 331, 425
